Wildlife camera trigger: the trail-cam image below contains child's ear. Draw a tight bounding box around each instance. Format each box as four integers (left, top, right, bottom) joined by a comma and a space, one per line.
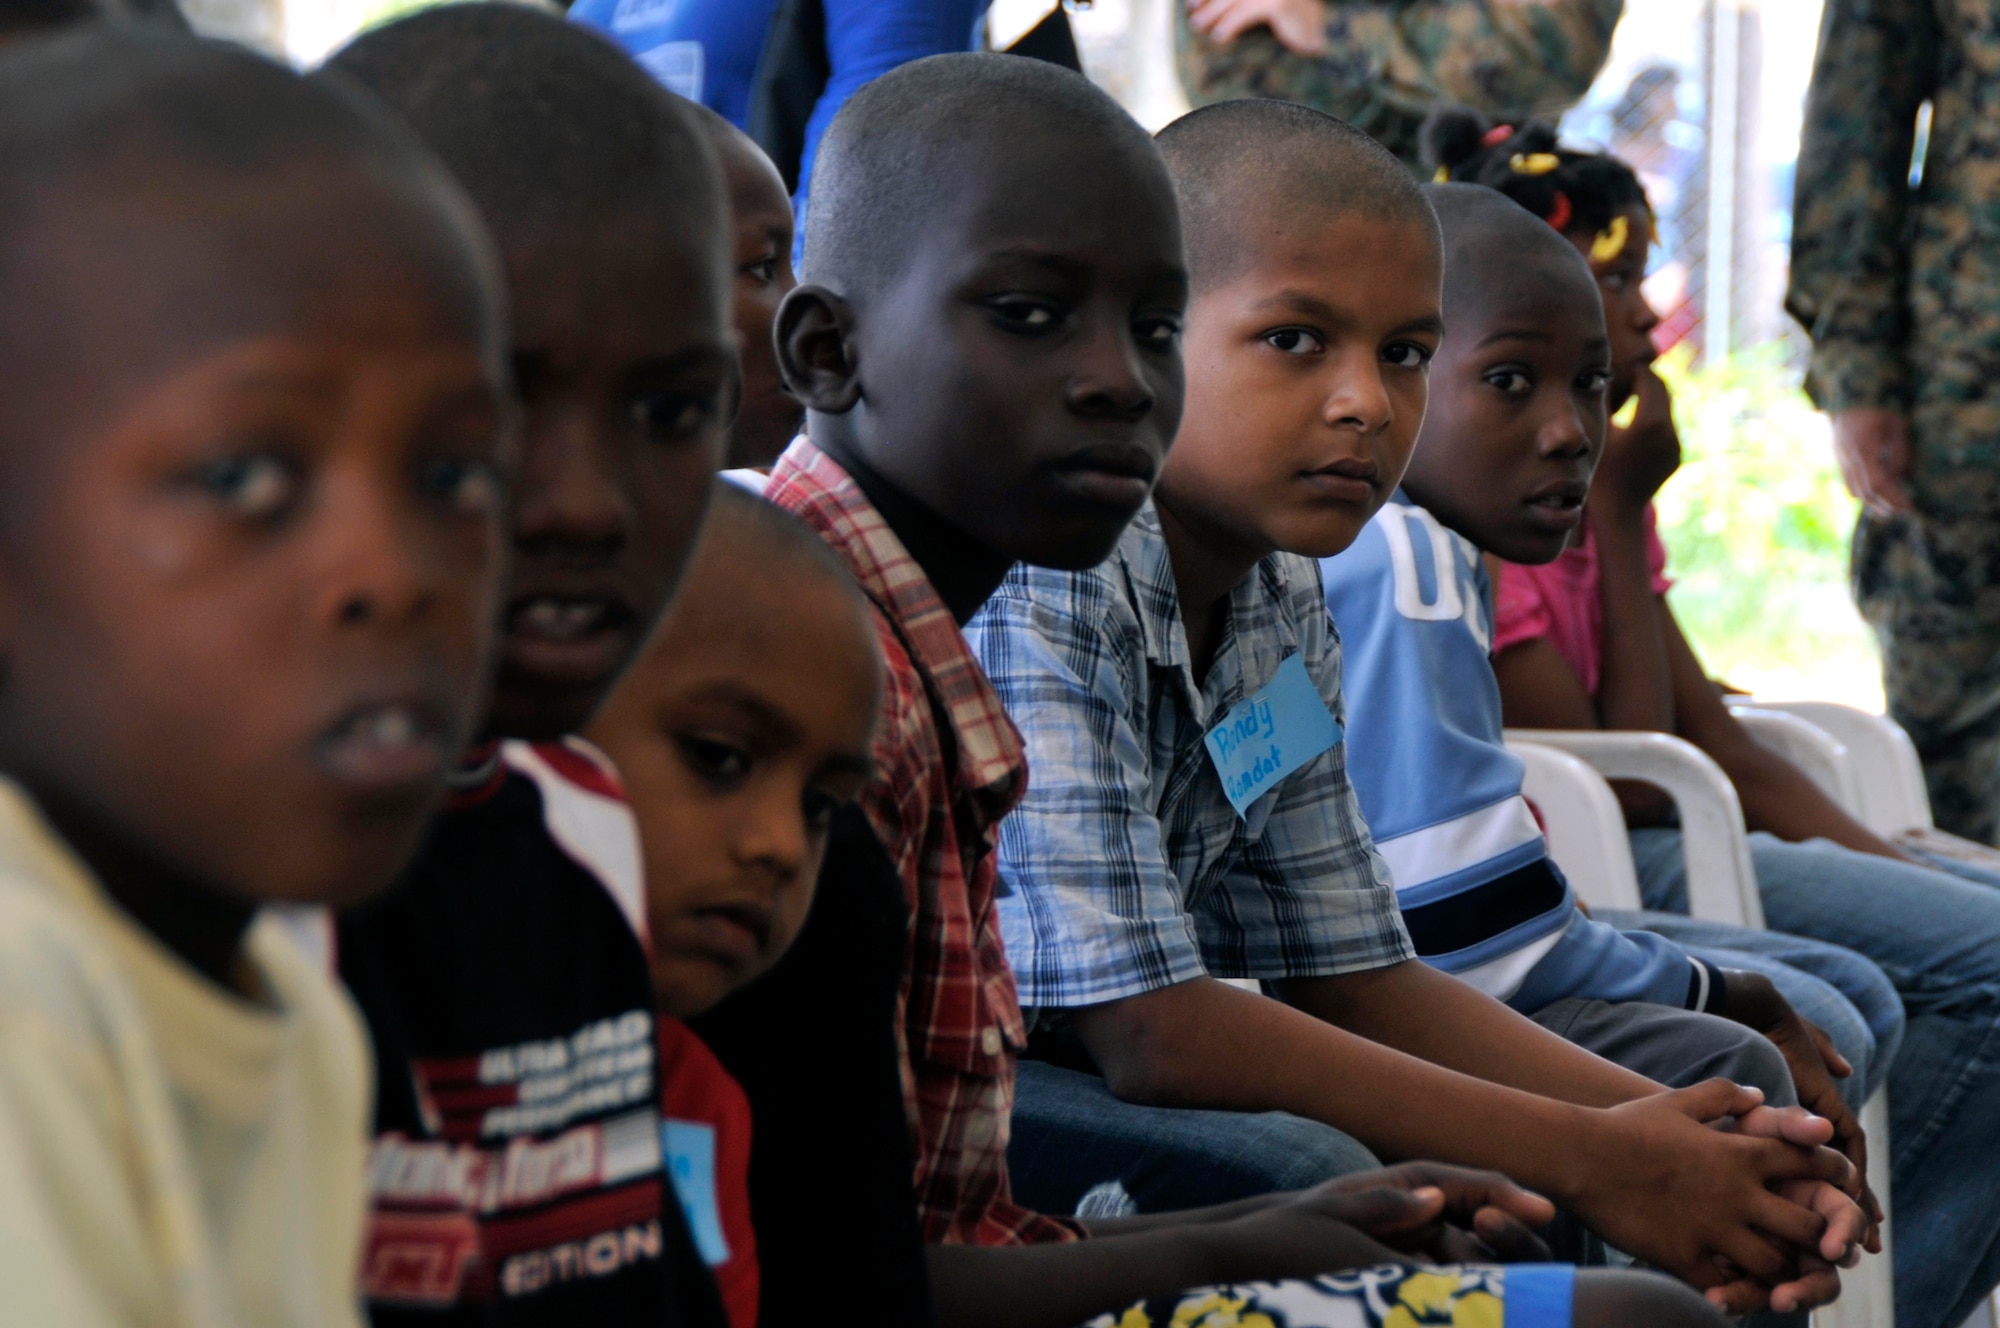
774, 284, 861, 416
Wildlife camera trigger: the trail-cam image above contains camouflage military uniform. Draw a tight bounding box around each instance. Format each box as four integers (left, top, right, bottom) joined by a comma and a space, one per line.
1176, 0, 1623, 166
1788, 0, 2000, 843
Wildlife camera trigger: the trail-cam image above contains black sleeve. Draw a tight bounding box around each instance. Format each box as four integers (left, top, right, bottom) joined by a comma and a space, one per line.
692, 804, 937, 1328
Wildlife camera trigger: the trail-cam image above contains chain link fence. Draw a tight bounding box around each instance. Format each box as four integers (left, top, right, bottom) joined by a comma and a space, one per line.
1562, 1, 1807, 367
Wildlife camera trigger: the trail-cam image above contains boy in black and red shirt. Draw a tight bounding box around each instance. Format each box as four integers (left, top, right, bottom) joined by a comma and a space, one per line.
590, 482, 886, 1328
319, 8, 738, 1325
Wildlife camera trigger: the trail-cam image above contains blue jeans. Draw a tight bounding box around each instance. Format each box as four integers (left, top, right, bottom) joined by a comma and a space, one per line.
1630, 828, 2000, 1328
1008, 1059, 1383, 1218
1597, 908, 1904, 1109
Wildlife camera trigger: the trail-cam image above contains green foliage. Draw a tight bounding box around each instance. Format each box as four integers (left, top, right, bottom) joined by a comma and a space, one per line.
1651, 343, 1883, 703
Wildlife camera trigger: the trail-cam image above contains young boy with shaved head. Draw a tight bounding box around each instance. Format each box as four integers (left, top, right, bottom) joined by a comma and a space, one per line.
320, 8, 739, 1326
968, 99, 1866, 1317
765, 54, 1734, 1328
687, 107, 800, 468
584, 482, 885, 1328
0, 28, 511, 1326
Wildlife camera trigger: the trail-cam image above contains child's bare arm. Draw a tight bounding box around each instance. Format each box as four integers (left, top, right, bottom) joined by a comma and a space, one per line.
932, 1169, 1555, 1328
1065, 967, 1858, 1306
926, 1189, 1403, 1328
1588, 367, 1681, 737
1660, 601, 1913, 862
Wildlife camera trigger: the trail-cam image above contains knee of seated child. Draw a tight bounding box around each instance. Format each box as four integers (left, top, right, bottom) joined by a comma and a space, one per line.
1573, 1269, 1728, 1328
1694, 1017, 1798, 1110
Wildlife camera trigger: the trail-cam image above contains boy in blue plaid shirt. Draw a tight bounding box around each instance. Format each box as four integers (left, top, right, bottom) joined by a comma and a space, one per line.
967, 100, 1867, 1317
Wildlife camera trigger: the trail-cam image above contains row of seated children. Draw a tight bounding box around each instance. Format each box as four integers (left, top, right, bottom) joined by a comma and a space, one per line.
1423, 112, 2000, 1328
724, 45, 1870, 1328
0, 3, 1931, 1327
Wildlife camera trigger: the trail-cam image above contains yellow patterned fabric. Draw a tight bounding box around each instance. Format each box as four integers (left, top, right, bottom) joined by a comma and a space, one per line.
1089, 1265, 1552, 1328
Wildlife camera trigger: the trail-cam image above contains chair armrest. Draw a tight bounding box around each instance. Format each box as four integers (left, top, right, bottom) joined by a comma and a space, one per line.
1503, 729, 1764, 928
1506, 740, 1645, 911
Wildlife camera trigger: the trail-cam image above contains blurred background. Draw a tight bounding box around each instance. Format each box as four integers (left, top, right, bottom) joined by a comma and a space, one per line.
188, 0, 1877, 706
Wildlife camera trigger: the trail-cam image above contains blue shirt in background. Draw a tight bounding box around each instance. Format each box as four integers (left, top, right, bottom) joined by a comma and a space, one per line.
570, 0, 987, 219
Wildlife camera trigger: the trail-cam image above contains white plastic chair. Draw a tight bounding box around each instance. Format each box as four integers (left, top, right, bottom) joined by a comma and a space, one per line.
1510, 741, 1644, 912
1505, 729, 1764, 928
1727, 696, 1934, 836
1504, 729, 1894, 1328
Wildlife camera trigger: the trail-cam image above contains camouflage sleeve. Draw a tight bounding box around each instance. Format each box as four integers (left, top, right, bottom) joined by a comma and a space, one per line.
1317, 0, 1623, 119
1785, 0, 1940, 411
1179, 0, 1621, 165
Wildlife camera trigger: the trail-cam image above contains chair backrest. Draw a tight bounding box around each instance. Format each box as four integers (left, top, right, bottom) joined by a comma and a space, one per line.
1729, 707, 1866, 811
1729, 697, 1933, 834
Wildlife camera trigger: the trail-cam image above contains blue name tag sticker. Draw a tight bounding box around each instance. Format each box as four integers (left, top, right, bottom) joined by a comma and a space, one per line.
1203, 652, 1341, 818
662, 1119, 730, 1267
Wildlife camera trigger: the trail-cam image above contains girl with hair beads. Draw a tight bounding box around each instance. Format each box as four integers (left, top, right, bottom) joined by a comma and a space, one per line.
1434, 106, 2000, 1328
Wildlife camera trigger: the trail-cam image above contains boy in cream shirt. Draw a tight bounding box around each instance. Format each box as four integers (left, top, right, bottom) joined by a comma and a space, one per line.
0, 30, 511, 1327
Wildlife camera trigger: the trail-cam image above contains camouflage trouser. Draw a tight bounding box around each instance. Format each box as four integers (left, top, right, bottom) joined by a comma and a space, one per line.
1854, 396, 2000, 844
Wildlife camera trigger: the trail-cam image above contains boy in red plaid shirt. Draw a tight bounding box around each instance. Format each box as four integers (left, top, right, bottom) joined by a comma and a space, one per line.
756, 48, 1732, 1328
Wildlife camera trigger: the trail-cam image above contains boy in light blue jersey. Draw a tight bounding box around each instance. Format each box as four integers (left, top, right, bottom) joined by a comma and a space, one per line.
1329, 493, 1899, 1071
1320, 186, 1903, 1191
970, 101, 1867, 1319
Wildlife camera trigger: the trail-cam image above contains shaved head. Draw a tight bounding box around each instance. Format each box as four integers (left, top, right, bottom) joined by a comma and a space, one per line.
704, 480, 862, 605
800, 51, 1165, 296
1157, 99, 1437, 292
0, 26, 499, 470
1424, 182, 1601, 324
324, 1, 724, 291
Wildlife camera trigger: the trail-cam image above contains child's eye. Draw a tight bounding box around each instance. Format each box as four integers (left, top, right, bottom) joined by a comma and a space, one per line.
1577, 369, 1613, 395
1598, 271, 1629, 293
195, 453, 299, 519
1484, 369, 1533, 398
1266, 329, 1324, 356
740, 256, 779, 286
1382, 342, 1433, 370
420, 457, 504, 516
632, 390, 717, 443
982, 295, 1064, 331
1133, 315, 1182, 350
677, 733, 752, 788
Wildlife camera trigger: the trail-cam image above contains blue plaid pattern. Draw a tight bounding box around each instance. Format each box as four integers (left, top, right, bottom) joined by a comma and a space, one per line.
966, 504, 1414, 1009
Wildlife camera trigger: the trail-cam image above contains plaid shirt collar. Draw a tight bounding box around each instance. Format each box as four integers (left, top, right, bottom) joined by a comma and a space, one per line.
1118, 503, 1308, 729
767, 438, 1027, 818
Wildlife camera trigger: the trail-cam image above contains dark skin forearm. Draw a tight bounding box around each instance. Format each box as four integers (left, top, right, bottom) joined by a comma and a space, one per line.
1585, 502, 1676, 736
1065, 970, 1865, 1305
1071, 967, 1648, 1203
927, 1229, 1221, 1328
1660, 606, 1912, 861
929, 1164, 1574, 1328
1491, 578, 1915, 858
926, 1202, 1402, 1328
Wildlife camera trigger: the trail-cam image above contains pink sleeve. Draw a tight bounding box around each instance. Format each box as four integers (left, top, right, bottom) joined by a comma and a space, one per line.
1492, 559, 1556, 657
1644, 504, 1674, 595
